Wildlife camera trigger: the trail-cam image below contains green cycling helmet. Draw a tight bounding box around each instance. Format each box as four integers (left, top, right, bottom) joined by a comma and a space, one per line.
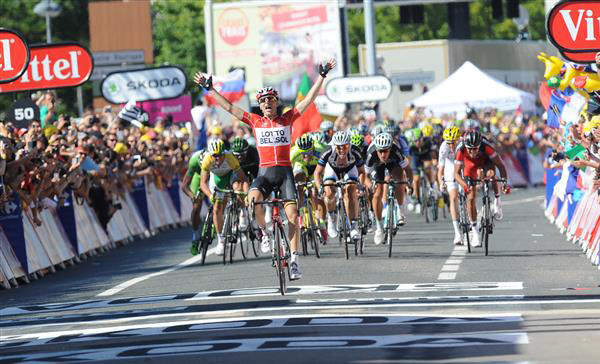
231, 137, 249, 155
350, 133, 364, 148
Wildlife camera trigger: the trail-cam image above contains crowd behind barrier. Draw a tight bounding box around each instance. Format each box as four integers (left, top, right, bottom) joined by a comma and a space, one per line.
0, 90, 194, 289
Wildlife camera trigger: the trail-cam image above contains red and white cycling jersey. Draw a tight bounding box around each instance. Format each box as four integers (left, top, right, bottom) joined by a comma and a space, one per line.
241, 108, 301, 167
455, 139, 498, 179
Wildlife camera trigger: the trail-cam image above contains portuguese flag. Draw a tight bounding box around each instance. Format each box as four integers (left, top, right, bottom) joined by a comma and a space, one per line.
291, 72, 322, 143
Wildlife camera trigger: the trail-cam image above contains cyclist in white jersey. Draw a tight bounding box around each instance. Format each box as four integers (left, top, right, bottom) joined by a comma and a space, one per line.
437, 126, 462, 245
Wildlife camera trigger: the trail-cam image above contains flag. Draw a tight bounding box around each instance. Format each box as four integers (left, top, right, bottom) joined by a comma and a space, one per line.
204, 69, 245, 106
546, 87, 573, 129
291, 72, 322, 142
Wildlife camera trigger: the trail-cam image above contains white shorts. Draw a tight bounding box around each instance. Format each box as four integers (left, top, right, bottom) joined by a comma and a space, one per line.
323, 164, 359, 182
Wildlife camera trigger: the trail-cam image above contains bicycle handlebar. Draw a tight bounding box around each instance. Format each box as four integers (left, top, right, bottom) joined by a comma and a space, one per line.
372, 179, 410, 185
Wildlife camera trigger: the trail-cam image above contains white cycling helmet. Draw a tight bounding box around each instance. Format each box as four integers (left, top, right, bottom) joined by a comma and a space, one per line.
332, 131, 351, 146
371, 124, 385, 137
374, 132, 393, 150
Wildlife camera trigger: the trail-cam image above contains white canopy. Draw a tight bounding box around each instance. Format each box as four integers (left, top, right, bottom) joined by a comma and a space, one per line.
410, 61, 536, 116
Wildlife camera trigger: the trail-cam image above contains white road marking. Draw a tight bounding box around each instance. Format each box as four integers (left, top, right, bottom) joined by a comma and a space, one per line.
96, 249, 216, 297
1, 313, 525, 342
531, 234, 544, 237
503, 195, 544, 206
439, 245, 467, 280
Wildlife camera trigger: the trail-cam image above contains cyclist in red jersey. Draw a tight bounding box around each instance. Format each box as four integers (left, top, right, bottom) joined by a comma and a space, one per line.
454, 130, 509, 247
194, 58, 337, 280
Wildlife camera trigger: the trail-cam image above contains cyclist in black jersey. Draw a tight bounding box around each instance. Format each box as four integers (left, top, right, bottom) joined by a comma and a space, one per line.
365, 133, 414, 245
231, 137, 259, 181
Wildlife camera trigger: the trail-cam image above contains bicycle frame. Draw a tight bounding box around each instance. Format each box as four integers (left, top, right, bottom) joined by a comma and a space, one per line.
326, 180, 357, 260
373, 179, 408, 258
296, 181, 321, 258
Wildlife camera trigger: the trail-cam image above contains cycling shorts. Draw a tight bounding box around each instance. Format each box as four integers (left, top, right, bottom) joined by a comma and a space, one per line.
371, 163, 404, 182
189, 173, 201, 196
411, 153, 432, 173
251, 166, 297, 202
209, 171, 232, 200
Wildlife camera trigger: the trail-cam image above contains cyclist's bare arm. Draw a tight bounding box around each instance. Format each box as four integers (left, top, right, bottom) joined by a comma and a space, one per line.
313, 164, 325, 192
200, 171, 212, 200
193, 72, 246, 120
453, 161, 467, 188
296, 58, 336, 115
490, 155, 508, 180
181, 173, 194, 199
403, 165, 414, 185
235, 169, 249, 192
437, 164, 444, 187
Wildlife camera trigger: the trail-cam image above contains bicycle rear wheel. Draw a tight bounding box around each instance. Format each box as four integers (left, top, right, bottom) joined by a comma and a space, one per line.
200, 212, 213, 265
311, 228, 322, 258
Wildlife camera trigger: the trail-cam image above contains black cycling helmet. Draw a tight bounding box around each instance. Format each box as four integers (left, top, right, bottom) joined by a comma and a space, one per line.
231, 137, 249, 155
464, 130, 482, 148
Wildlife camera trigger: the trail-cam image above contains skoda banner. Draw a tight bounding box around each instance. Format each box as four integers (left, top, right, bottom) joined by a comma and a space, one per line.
101, 66, 186, 104
325, 75, 392, 104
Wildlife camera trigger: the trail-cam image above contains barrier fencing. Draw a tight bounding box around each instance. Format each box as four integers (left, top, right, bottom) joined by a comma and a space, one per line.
544, 163, 600, 269
0, 177, 192, 289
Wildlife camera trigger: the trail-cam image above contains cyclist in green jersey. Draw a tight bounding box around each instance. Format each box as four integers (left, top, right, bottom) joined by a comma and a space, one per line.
181, 149, 207, 255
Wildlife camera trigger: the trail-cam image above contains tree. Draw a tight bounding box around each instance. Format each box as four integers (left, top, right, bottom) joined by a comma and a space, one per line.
345, 0, 545, 74
152, 0, 206, 100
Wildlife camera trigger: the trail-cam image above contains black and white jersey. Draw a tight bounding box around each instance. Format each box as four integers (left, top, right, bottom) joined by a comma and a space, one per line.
365, 142, 408, 169
318, 145, 365, 174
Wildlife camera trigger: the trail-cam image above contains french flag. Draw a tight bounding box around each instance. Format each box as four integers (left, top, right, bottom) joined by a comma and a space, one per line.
204, 69, 245, 106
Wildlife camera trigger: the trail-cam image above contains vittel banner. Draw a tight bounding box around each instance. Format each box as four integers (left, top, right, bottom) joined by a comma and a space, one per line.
547, 0, 600, 63
101, 66, 186, 104
0, 28, 30, 84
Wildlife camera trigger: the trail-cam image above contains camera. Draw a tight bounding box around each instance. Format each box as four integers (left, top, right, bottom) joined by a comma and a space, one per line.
552, 151, 566, 162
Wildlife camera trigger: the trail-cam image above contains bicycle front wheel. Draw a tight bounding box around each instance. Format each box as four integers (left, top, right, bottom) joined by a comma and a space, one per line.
387, 199, 394, 258
274, 223, 287, 295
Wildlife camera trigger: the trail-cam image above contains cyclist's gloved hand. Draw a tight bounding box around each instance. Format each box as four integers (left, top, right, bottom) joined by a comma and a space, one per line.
502, 182, 510, 194
193, 72, 212, 90
318, 58, 336, 77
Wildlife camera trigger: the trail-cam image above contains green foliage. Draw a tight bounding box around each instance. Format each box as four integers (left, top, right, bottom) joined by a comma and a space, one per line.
346, 0, 545, 73
152, 0, 206, 99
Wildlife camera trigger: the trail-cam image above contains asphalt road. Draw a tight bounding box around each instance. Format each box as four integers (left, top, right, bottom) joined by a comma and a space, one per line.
1, 187, 600, 363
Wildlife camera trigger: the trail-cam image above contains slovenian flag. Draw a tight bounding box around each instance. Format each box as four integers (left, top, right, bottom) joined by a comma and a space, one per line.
291, 72, 322, 143
204, 69, 245, 106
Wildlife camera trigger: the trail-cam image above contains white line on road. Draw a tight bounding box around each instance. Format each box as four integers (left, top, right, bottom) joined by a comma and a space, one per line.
438, 245, 467, 280
96, 249, 216, 297
503, 195, 544, 206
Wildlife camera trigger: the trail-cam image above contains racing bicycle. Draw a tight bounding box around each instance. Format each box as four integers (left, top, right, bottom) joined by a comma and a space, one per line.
375, 179, 410, 258
251, 189, 295, 295
296, 181, 322, 258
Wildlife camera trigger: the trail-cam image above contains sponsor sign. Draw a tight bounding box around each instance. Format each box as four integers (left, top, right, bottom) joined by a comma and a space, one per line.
211, 2, 343, 100
90, 64, 142, 81
131, 177, 149, 229
547, 0, 600, 63
93, 50, 145, 66
6, 99, 40, 128
139, 95, 192, 123
0, 28, 30, 84
389, 71, 435, 85
101, 66, 186, 104
0, 43, 93, 92
0, 193, 26, 273
325, 75, 392, 103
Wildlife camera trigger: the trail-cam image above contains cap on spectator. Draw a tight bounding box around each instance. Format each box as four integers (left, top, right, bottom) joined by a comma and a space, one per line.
179, 127, 189, 135
512, 127, 521, 134
113, 142, 129, 155
140, 134, 151, 142
501, 126, 510, 133
211, 126, 223, 135
17, 128, 28, 137
43, 125, 58, 139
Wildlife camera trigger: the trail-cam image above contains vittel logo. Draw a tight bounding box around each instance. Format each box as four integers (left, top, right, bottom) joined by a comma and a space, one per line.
559, 9, 600, 41
548, 1, 600, 62
0, 29, 30, 84
0, 43, 93, 93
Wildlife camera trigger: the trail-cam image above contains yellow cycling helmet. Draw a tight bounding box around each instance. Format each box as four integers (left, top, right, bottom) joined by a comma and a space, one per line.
208, 139, 225, 156
442, 126, 460, 142
421, 124, 433, 138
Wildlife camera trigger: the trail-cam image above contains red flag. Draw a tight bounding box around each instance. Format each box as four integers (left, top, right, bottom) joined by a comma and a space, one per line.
291, 73, 322, 143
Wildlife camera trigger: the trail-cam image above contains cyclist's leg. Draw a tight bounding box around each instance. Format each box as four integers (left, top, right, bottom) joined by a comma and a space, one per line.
249, 169, 273, 230
389, 166, 405, 207
293, 169, 307, 208
279, 166, 302, 279
189, 173, 203, 231
322, 164, 338, 212
411, 156, 422, 206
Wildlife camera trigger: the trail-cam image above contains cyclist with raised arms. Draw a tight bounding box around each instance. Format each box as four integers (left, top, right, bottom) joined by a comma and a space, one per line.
199, 139, 248, 255
314, 131, 366, 242
454, 130, 509, 247
365, 132, 414, 245
437, 126, 463, 245
194, 58, 336, 280
182, 149, 207, 255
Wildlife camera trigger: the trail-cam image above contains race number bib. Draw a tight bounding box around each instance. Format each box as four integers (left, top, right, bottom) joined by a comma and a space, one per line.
255, 126, 291, 147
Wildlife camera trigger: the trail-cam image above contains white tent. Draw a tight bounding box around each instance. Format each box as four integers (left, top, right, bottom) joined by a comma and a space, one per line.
410, 61, 536, 116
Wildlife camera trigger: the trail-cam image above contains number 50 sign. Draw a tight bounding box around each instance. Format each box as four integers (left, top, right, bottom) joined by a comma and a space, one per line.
7, 99, 40, 128
547, 0, 600, 63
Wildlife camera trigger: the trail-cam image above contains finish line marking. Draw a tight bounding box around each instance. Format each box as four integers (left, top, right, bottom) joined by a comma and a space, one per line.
96, 248, 217, 297
438, 245, 467, 280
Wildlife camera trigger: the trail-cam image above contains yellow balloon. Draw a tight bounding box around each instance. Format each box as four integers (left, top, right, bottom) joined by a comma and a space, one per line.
537, 52, 564, 80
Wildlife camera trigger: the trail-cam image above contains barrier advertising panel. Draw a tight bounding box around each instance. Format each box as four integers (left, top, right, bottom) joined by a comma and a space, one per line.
0, 193, 26, 273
